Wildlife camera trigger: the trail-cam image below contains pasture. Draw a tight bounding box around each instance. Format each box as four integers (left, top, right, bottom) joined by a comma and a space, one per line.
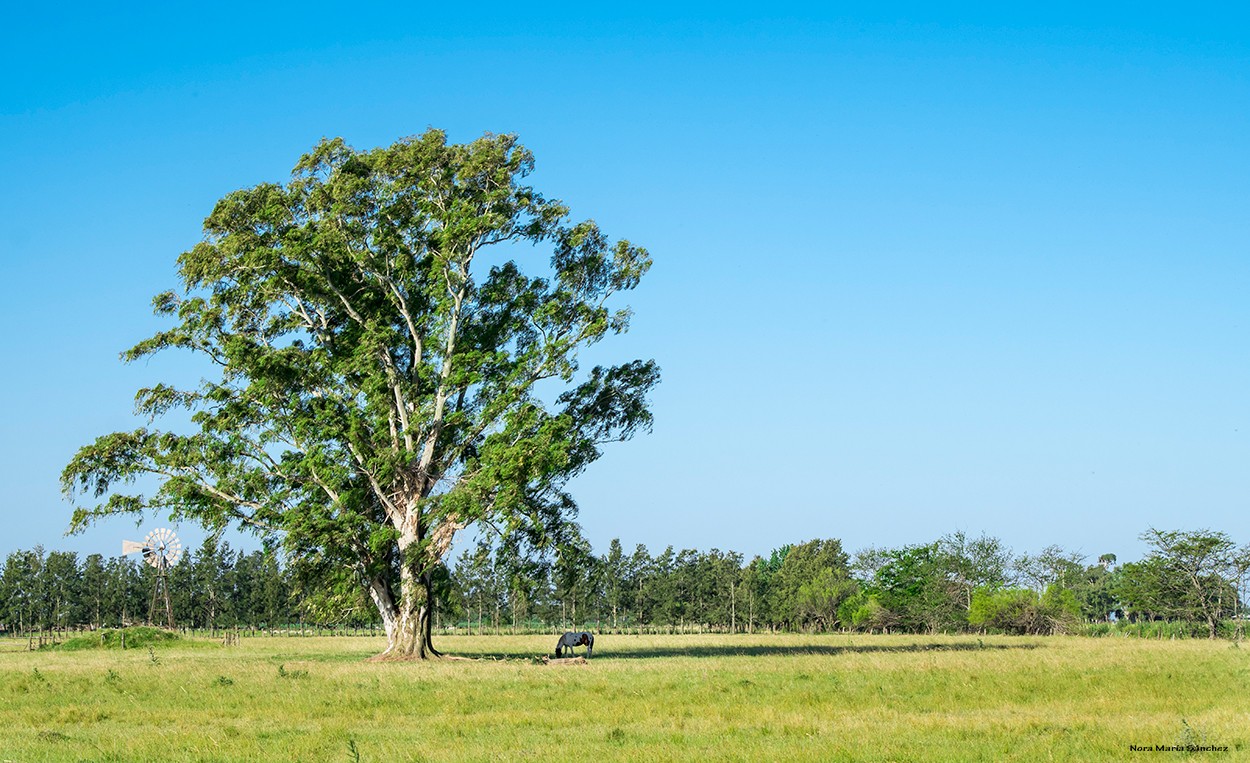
0, 632, 1246, 761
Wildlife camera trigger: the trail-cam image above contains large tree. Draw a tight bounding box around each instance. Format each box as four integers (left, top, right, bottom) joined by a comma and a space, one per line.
62, 130, 659, 658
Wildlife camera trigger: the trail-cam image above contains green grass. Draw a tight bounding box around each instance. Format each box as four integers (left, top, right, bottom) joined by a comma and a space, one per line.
1, 633, 1246, 761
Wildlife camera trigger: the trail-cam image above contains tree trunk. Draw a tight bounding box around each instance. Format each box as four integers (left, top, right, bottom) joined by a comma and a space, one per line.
421, 570, 440, 655
367, 558, 441, 660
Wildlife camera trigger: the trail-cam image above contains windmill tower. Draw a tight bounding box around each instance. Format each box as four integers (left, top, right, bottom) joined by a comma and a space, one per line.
123, 528, 182, 629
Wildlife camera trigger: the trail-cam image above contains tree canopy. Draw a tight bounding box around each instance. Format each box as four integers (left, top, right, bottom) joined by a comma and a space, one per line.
62, 130, 659, 658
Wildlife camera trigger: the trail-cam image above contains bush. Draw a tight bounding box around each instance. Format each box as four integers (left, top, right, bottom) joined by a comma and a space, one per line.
969, 589, 1041, 635
55, 627, 181, 651
838, 592, 896, 632
968, 585, 1079, 635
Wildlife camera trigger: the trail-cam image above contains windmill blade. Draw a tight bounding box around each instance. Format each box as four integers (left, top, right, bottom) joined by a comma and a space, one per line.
160, 530, 182, 565
131, 527, 183, 567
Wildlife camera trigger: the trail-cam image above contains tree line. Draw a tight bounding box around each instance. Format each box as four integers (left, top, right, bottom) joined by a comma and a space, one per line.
3, 528, 1247, 638
450, 528, 1250, 639
0, 542, 292, 633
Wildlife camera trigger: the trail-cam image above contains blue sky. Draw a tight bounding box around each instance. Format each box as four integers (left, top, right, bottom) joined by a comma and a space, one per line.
2, 3, 1247, 564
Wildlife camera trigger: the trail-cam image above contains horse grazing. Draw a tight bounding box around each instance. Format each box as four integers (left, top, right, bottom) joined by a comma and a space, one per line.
555, 631, 594, 658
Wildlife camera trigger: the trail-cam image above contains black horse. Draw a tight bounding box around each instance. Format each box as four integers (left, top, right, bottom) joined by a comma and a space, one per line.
554, 631, 594, 658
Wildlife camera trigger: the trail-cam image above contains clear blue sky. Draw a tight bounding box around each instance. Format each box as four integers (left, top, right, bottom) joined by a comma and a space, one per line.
2, 3, 1247, 565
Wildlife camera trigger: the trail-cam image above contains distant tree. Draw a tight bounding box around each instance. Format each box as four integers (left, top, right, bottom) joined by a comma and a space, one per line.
0, 551, 36, 631
1230, 545, 1250, 639
702, 549, 745, 631
602, 539, 626, 628
427, 562, 460, 630
769, 539, 856, 631
851, 546, 890, 581
225, 551, 256, 626
938, 532, 1011, 613
20, 547, 47, 629
42, 551, 82, 630
80, 554, 108, 629
647, 546, 678, 625
169, 553, 196, 625
554, 533, 597, 628
670, 548, 704, 626
1111, 557, 1174, 622
624, 544, 653, 625
871, 544, 963, 633
495, 533, 548, 630
1128, 529, 1238, 638
1014, 545, 1085, 592
235, 551, 270, 626
191, 538, 232, 630
257, 552, 290, 627
458, 539, 498, 632
102, 556, 141, 627
1071, 563, 1119, 622
742, 547, 787, 632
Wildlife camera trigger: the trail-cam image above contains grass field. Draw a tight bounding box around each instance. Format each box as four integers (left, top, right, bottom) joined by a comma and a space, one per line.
1, 632, 1247, 761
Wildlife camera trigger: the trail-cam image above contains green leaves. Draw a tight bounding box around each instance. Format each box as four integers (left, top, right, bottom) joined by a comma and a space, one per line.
1113, 529, 1240, 636
62, 129, 658, 654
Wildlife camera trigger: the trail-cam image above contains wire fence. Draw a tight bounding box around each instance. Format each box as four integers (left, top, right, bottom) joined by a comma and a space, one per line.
3, 618, 1245, 651
0, 624, 387, 650
0, 621, 763, 650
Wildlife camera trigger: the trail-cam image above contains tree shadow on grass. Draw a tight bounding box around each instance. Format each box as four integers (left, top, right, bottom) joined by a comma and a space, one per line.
603, 641, 1044, 660
448, 640, 1044, 662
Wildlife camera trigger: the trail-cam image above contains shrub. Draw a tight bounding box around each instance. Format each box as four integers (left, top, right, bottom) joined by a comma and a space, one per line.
55, 627, 181, 651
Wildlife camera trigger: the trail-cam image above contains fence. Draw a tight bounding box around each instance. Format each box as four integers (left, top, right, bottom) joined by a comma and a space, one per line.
4, 619, 1246, 649
0, 623, 386, 649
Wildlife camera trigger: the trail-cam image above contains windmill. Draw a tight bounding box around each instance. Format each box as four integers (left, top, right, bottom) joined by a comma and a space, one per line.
123, 528, 182, 629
